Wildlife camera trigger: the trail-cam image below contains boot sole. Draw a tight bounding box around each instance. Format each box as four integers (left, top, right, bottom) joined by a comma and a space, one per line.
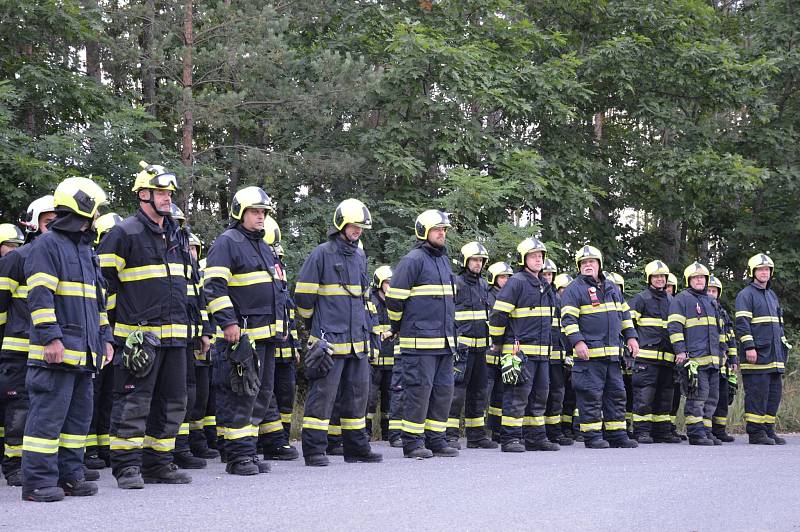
25, 494, 65, 502
304, 461, 330, 467
175, 463, 207, 469
118, 482, 145, 490
143, 477, 192, 484
343, 456, 383, 463
265, 453, 299, 461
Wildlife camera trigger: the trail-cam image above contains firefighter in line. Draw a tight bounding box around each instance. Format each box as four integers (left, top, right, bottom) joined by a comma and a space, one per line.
367, 265, 396, 441
484, 261, 513, 442
707, 274, 737, 442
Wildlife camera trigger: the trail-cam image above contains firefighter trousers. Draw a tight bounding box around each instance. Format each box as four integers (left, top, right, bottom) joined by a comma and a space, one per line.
501, 358, 549, 444
684, 367, 719, 439
446, 348, 489, 443
743, 372, 782, 437
400, 353, 454, 453
571, 358, 628, 443
0, 358, 28, 477
631, 361, 674, 438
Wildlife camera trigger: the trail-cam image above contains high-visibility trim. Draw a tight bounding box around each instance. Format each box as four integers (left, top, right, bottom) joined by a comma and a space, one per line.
636, 317, 667, 328
735, 310, 753, 319
31, 308, 57, 325
586, 346, 621, 358
668, 314, 687, 325
523, 416, 545, 427
465, 417, 484, 428
110, 436, 144, 450
0, 311, 6, 325
402, 420, 425, 434
119, 263, 186, 282
501, 344, 550, 356
702, 419, 712, 428
387, 309, 402, 321
178, 423, 190, 436
637, 349, 675, 363
12, 285, 28, 299
99, 312, 109, 327
98, 434, 110, 446
563, 324, 580, 335
550, 350, 563, 360
228, 271, 273, 287
446, 417, 460, 429
55, 281, 97, 298
297, 306, 313, 319
189, 420, 204, 431
373, 324, 391, 334
712, 416, 728, 426
739, 334, 754, 343
578, 302, 621, 314
561, 414, 573, 423
424, 419, 447, 432
224, 425, 258, 440
551, 317, 560, 327
341, 417, 367, 430
207, 295, 234, 314
685, 316, 716, 328
398, 336, 455, 350
487, 406, 502, 417
203, 266, 232, 282
114, 322, 188, 340
739, 362, 786, 371
308, 335, 368, 356
765, 415, 776, 424
386, 287, 411, 300
488, 325, 506, 337
685, 415, 704, 425
0, 276, 19, 291
492, 300, 515, 313
310, 284, 364, 296
28, 345, 89, 366
688, 355, 719, 367
59, 433, 87, 449
751, 316, 780, 324
27, 272, 59, 291
603, 420, 626, 431
259, 420, 283, 434
632, 414, 653, 422
485, 352, 500, 365
669, 333, 684, 344
388, 420, 403, 430
106, 292, 117, 310
745, 413, 767, 423
501, 416, 523, 427
621, 319, 634, 330
510, 306, 551, 318
455, 310, 488, 321
561, 305, 580, 317
328, 425, 342, 436
280, 412, 292, 424
625, 412, 633, 421
22, 436, 60, 454
4, 444, 22, 457
216, 426, 226, 437
202, 416, 216, 427
629, 310, 641, 320
580, 421, 602, 432
410, 285, 454, 297
652, 414, 671, 423
544, 415, 561, 425
85, 434, 98, 447
302, 417, 329, 431
458, 336, 489, 348
143, 435, 176, 451
371, 356, 395, 366
99, 253, 126, 271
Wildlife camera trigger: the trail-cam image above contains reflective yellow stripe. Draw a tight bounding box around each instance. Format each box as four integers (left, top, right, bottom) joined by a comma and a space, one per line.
341, 417, 367, 430
99, 253, 126, 271
106, 292, 117, 310
55, 281, 97, 298
458, 336, 489, 348
398, 336, 455, 350
110, 436, 143, 450
27, 272, 59, 291
492, 300, 515, 313
28, 345, 88, 366
85, 434, 98, 447
308, 335, 368, 356
2, 336, 30, 352
178, 423, 190, 436
578, 302, 619, 314
563, 324, 580, 335
119, 263, 186, 282
621, 319, 634, 330
629, 310, 641, 320
632, 414, 653, 422
259, 420, 283, 434
580, 422, 602, 432
4, 444, 22, 457
740, 361, 785, 371
446, 417, 459, 429
765, 415, 776, 424
189, 420, 204, 431
464, 417, 483, 428
22, 436, 59, 454
668, 314, 686, 325
561, 305, 579, 317
501, 344, 550, 356
97, 434, 110, 446
544, 415, 561, 425
685, 415, 704, 425
713, 416, 728, 426
207, 295, 233, 313
750, 316, 780, 324
0, 276, 19, 291
424, 419, 447, 432
455, 310, 488, 321
224, 425, 258, 440
280, 412, 293, 424
31, 308, 57, 325
59, 433, 87, 449
202, 416, 216, 427
302, 417, 329, 431
603, 420, 626, 431
488, 325, 505, 337
229, 271, 273, 287
510, 306, 552, 318
386, 287, 411, 300
387, 309, 402, 321
652, 414, 671, 423
501, 416, 523, 427
142, 435, 176, 451
739, 334, 754, 343
669, 333, 684, 344
586, 346, 620, 358
523, 416, 545, 427
485, 353, 500, 365
410, 285, 454, 297
327, 424, 342, 436
204, 266, 232, 282
402, 420, 425, 434
0, 311, 6, 325
637, 349, 675, 363
735, 310, 753, 319
685, 316, 716, 328
114, 322, 188, 340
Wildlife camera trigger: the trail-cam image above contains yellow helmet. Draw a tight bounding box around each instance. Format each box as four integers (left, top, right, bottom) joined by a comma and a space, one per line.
747, 253, 774, 277
333, 198, 372, 231
708, 274, 722, 294
517, 237, 547, 265
22, 195, 55, 232
0, 224, 25, 247
187, 231, 203, 258
554, 273, 573, 291
415, 209, 451, 240
575, 244, 603, 269
460, 241, 489, 268
94, 213, 123, 245
230, 186, 274, 221
644, 260, 670, 284
683, 261, 710, 286
54, 177, 107, 219
132, 161, 178, 192
263, 215, 281, 245
542, 258, 557, 273
373, 265, 393, 288
605, 271, 625, 291
667, 273, 678, 288
487, 261, 514, 285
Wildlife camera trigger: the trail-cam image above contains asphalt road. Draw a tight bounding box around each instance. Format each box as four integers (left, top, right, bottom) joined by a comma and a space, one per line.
1, 436, 798, 531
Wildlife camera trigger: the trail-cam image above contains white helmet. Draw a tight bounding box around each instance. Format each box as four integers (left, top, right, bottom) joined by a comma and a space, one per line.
22, 195, 55, 233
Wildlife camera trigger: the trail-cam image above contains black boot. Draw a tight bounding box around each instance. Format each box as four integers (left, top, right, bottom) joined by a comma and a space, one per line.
343, 450, 383, 463
143, 463, 192, 484
749, 432, 776, 445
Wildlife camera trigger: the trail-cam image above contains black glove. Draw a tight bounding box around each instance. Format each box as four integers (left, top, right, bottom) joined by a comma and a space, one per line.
226, 334, 260, 397
305, 338, 334, 380
727, 372, 738, 405
453, 347, 469, 384
122, 330, 160, 378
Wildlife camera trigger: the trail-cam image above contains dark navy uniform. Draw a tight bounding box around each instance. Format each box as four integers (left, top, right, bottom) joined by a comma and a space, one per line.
367, 289, 395, 440
484, 286, 503, 440
712, 305, 738, 438
544, 294, 570, 443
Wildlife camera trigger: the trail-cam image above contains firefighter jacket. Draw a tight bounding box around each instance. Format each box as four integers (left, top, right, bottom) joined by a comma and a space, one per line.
25, 226, 111, 371
369, 288, 396, 366
97, 209, 190, 347
454, 270, 490, 350
735, 281, 788, 374
667, 288, 724, 369
385, 241, 456, 356
188, 255, 213, 363
716, 304, 738, 375
0, 244, 36, 359
560, 274, 638, 359
489, 269, 556, 361
204, 224, 286, 342
550, 292, 564, 364
628, 287, 674, 365
294, 235, 370, 357
485, 286, 501, 366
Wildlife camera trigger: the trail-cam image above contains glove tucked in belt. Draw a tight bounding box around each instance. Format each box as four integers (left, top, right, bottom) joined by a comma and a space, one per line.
122, 330, 160, 378
226, 334, 260, 397
305, 336, 334, 380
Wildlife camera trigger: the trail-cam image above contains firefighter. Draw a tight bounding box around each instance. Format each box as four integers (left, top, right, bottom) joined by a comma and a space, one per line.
173, 229, 214, 469
666, 274, 678, 295
489, 237, 560, 452
295, 199, 381, 467
446, 242, 496, 450
664, 272, 684, 439
628, 260, 681, 444
553, 274, 578, 441
560, 245, 639, 449
0, 224, 24, 257
606, 272, 634, 436
485, 261, 513, 442
204, 186, 287, 474
99, 161, 193, 488
0, 196, 55, 487
735, 253, 788, 445
21, 177, 112, 501
707, 274, 738, 442
386, 209, 458, 459
667, 262, 725, 446
367, 265, 396, 441
543, 263, 574, 446
84, 213, 124, 471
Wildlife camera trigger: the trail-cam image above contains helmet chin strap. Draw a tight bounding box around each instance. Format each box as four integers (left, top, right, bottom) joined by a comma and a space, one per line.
144, 190, 171, 217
